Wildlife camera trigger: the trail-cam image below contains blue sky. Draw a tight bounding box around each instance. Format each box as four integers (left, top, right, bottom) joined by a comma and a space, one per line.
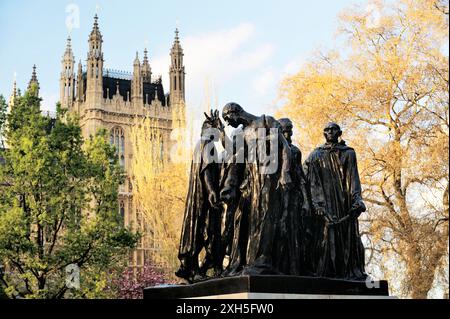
0, 0, 359, 115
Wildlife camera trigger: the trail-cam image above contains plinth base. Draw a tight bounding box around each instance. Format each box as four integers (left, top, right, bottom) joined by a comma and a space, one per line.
143, 275, 390, 299
190, 293, 395, 299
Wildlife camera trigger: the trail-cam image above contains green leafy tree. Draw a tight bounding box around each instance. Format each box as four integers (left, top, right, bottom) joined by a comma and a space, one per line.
0, 85, 138, 298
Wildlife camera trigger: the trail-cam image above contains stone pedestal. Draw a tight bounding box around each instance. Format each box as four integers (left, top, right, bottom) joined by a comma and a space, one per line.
143, 275, 390, 299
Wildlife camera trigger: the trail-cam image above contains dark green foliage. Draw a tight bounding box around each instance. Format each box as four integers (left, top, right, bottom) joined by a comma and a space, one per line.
0, 86, 138, 298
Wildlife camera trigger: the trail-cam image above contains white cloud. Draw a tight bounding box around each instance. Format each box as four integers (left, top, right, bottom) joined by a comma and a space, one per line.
251, 67, 276, 95
282, 55, 305, 75
151, 23, 275, 115
40, 91, 59, 112
247, 55, 305, 113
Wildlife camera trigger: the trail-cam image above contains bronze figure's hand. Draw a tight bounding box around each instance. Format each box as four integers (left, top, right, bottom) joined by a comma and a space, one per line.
208, 191, 219, 208
220, 187, 236, 204
350, 200, 366, 218
315, 207, 326, 217
277, 172, 292, 190
204, 109, 224, 131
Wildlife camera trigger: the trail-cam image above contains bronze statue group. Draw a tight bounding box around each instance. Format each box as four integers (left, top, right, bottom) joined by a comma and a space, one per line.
176, 103, 368, 283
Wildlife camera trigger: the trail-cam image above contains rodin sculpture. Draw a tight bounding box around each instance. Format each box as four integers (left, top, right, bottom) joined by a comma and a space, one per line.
175, 104, 368, 283
176, 114, 223, 283
276, 118, 312, 276
219, 102, 292, 276
303, 122, 367, 280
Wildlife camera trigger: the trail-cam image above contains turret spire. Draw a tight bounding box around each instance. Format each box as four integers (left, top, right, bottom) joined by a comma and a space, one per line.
169, 28, 185, 106
8, 79, 17, 109
31, 64, 37, 81
65, 36, 72, 54
171, 28, 182, 52
12, 79, 17, 97
88, 14, 103, 51
143, 48, 149, 64
60, 35, 75, 108
28, 64, 40, 96
175, 28, 179, 43
132, 50, 142, 103
86, 14, 103, 102
92, 14, 99, 34
76, 60, 84, 102
141, 48, 151, 83
62, 36, 75, 65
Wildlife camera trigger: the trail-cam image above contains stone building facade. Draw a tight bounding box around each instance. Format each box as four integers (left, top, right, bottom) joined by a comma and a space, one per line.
59, 15, 185, 271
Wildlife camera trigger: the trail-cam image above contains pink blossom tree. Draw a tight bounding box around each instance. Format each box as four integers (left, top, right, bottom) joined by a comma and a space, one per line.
114, 265, 176, 299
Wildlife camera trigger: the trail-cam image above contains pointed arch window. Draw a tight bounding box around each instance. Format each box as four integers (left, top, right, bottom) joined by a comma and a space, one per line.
110, 127, 125, 168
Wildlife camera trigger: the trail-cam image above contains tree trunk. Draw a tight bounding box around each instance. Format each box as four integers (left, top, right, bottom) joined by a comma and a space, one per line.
408, 260, 433, 299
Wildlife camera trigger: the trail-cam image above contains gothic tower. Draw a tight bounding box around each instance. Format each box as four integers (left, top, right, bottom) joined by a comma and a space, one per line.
3, 80, 17, 148
86, 14, 103, 104
76, 60, 84, 102
59, 15, 186, 272
131, 52, 142, 104
141, 48, 152, 83
27, 65, 40, 96
60, 36, 75, 109
169, 29, 185, 107
8, 80, 17, 110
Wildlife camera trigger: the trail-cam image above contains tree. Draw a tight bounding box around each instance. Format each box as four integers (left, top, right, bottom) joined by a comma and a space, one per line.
128, 114, 188, 277
112, 264, 175, 299
278, 0, 449, 298
0, 85, 138, 298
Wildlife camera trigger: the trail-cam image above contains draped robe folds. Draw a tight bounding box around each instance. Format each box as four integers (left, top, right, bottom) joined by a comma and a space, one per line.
223, 115, 290, 275
274, 144, 312, 275
303, 141, 367, 280
178, 140, 220, 276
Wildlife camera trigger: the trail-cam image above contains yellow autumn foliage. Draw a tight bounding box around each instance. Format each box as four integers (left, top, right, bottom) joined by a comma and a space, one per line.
277, 0, 449, 298
129, 104, 190, 276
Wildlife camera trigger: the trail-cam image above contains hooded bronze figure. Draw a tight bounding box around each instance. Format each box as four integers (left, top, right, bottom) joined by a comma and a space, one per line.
303, 122, 367, 280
